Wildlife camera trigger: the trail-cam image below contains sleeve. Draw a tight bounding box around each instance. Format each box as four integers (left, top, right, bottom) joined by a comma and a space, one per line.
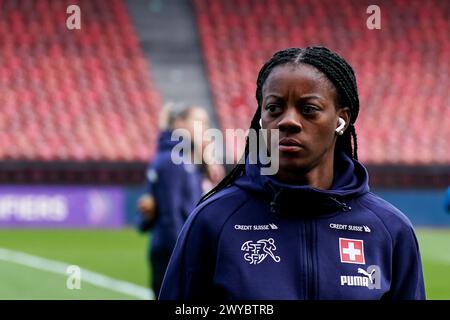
158, 205, 218, 300
135, 196, 155, 233
135, 165, 157, 233
135, 208, 154, 233
384, 225, 426, 300
153, 160, 192, 250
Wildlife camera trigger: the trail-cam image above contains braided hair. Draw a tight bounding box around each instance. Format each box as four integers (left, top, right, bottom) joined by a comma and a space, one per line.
199, 46, 360, 204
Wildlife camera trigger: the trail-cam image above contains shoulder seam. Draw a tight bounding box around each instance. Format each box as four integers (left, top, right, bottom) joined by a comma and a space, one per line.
196, 186, 243, 211
182, 187, 250, 276
355, 193, 394, 247
214, 195, 252, 274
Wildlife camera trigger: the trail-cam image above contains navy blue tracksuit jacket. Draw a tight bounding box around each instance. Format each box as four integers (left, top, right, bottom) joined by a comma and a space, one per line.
137, 130, 204, 256
159, 151, 425, 300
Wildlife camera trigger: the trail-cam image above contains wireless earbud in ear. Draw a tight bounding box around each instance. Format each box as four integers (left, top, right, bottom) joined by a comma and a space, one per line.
336, 117, 346, 136
259, 118, 262, 128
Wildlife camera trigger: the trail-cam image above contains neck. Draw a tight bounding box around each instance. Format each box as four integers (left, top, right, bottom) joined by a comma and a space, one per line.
275, 150, 335, 190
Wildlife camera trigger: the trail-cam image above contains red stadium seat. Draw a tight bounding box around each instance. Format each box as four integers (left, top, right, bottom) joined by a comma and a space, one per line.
193, 0, 450, 164
0, 0, 161, 162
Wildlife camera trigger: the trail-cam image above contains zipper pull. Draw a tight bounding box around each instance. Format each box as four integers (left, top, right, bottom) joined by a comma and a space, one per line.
342, 204, 352, 212
270, 201, 278, 214
329, 197, 352, 212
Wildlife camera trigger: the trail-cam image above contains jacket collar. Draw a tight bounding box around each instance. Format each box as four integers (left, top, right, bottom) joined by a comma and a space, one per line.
234, 151, 370, 216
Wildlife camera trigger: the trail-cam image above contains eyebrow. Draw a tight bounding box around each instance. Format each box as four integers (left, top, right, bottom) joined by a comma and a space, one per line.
265, 94, 325, 100
299, 94, 324, 100
265, 94, 283, 99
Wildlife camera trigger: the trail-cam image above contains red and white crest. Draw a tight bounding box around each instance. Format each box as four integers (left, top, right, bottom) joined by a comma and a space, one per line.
339, 238, 365, 264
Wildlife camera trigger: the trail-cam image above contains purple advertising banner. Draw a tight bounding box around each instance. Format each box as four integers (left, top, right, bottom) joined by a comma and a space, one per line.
0, 186, 125, 228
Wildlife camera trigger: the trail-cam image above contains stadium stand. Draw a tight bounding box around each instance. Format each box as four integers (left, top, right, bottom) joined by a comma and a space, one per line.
193, 0, 450, 165
0, 0, 448, 187
0, 0, 161, 164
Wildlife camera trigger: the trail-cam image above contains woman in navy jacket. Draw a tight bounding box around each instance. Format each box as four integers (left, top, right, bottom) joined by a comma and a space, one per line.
159, 47, 425, 300
137, 104, 213, 297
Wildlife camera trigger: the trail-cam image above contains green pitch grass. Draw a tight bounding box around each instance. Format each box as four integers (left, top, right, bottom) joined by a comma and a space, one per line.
416, 229, 450, 299
0, 229, 150, 299
0, 228, 448, 299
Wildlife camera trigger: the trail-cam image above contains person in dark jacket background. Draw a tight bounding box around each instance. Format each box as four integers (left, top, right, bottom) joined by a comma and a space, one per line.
137, 103, 224, 297
159, 47, 425, 300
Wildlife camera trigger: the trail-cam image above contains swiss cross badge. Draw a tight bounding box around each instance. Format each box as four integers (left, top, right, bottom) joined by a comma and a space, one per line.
339, 238, 365, 264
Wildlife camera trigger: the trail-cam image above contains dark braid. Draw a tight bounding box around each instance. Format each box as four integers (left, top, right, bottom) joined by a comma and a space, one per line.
350, 125, 358, 160
199, 46, 360, 204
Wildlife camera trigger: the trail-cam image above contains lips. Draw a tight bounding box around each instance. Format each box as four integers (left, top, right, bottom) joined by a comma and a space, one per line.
278, 137, 304, 152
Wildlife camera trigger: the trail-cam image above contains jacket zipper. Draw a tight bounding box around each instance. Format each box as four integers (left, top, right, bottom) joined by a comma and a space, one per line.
329, 197, 352, 212
305, 220, 315, 299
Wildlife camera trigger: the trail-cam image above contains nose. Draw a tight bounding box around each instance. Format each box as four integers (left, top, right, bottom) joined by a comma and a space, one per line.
277, 107, 302, 133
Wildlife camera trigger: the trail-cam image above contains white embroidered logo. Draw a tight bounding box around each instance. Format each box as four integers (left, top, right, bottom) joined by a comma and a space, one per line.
241, 238, 281, 264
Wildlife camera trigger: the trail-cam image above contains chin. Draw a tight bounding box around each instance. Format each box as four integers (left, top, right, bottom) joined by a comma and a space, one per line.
278, 156, 311, 173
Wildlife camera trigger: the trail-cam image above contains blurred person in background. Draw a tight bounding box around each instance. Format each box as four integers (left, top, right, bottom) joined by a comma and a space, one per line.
136, 102, 224, 297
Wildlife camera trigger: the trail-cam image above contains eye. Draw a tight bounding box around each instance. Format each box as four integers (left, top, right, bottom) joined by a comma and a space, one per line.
266, 104, 281, 113
301, 105, 318, 115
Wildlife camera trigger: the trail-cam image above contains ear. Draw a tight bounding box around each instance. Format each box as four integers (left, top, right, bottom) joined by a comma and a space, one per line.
337, 107, 351, 132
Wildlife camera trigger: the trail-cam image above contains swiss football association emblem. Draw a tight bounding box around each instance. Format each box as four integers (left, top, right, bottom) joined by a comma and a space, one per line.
241, 238, 281, 265
339, 238, 365, 264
